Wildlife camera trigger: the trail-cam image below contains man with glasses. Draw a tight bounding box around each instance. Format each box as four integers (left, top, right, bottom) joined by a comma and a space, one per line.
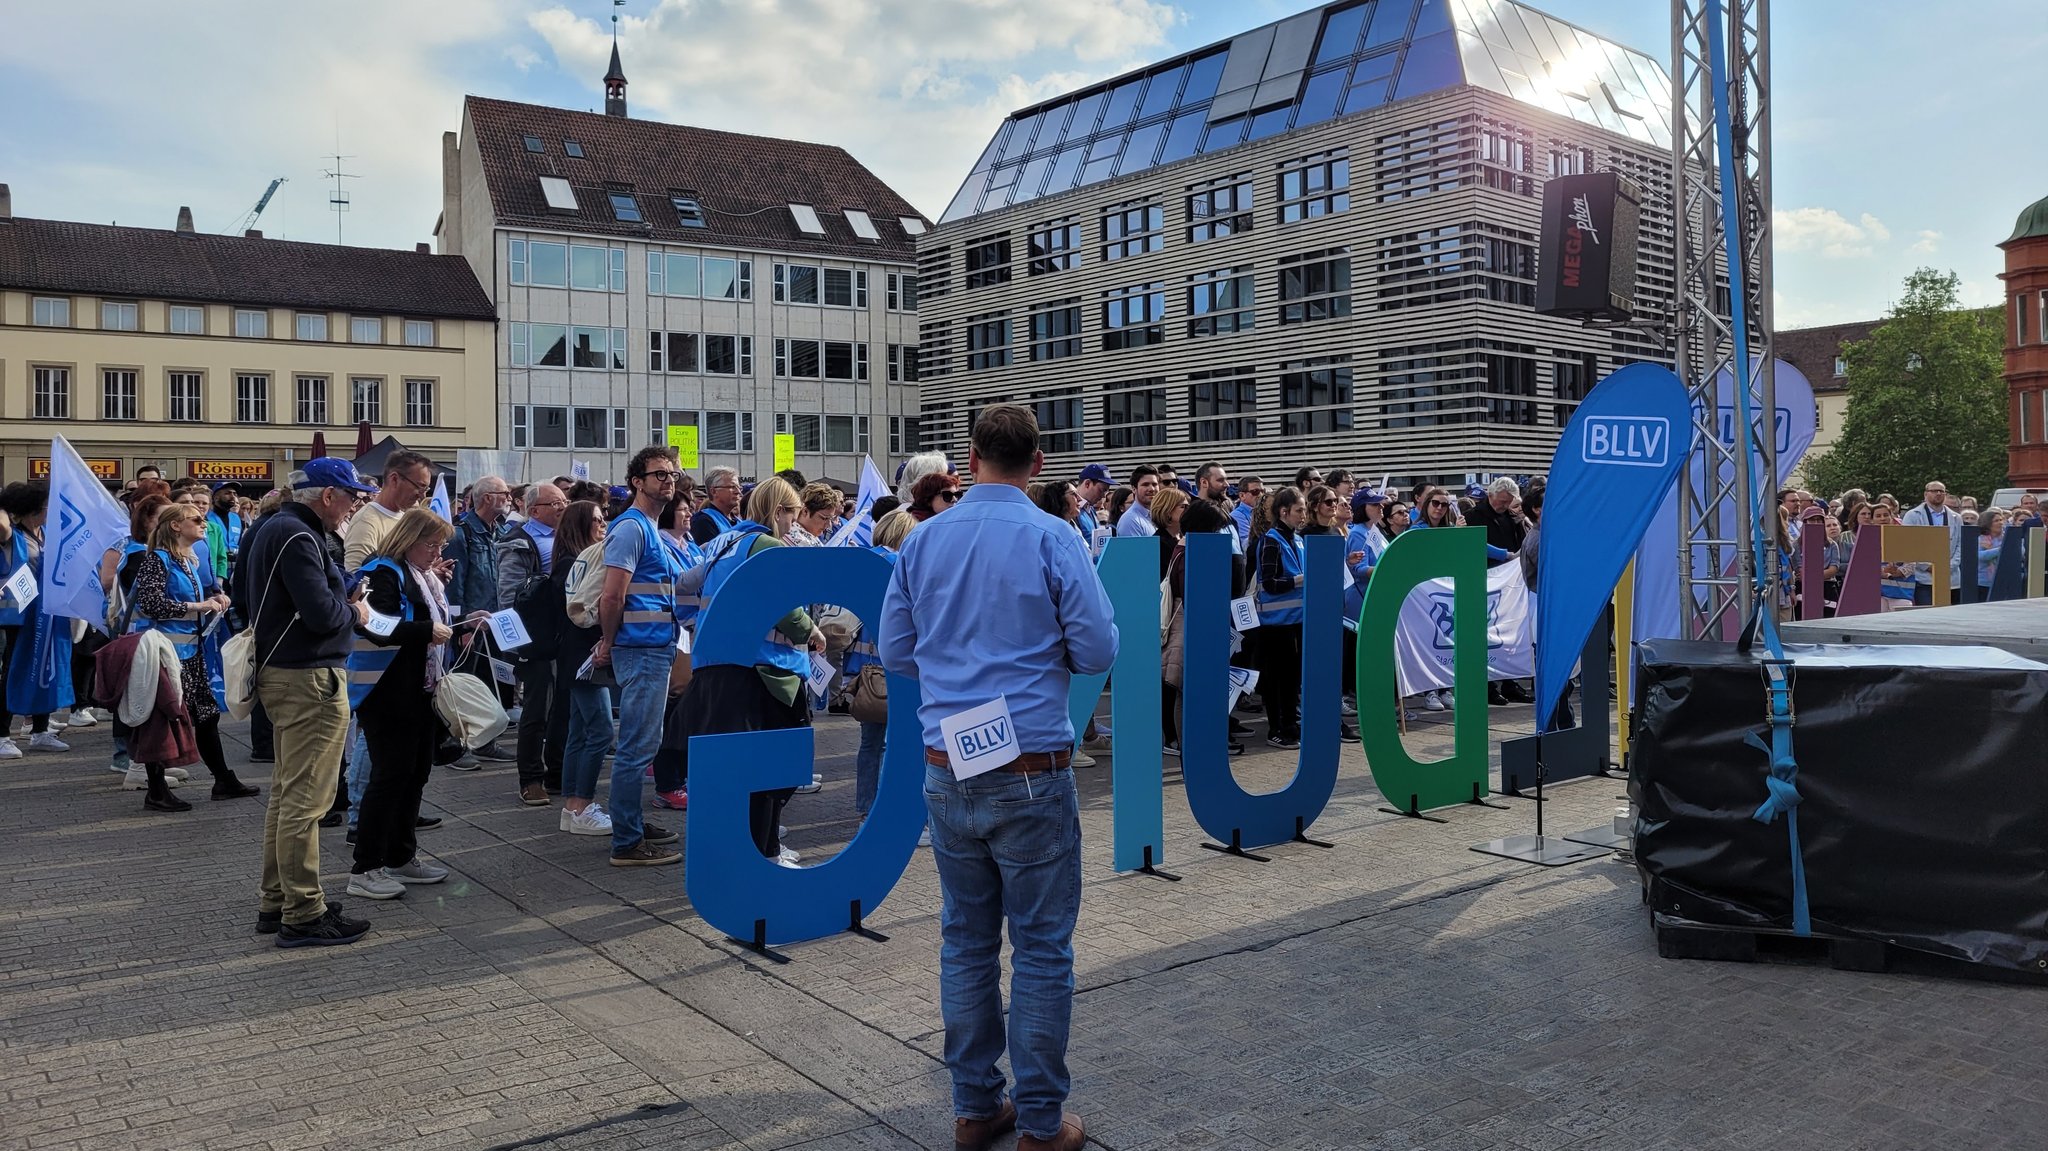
1231, 477, 1264, 548
343, 450, 435, 570
690, 466, 743, 545
497, 482, 570, 805
1901, 479, 1965, 605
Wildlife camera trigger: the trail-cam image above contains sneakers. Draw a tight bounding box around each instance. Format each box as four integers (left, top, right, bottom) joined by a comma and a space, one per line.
28, 732, 69, 753
107, 753, 130, 773
387, 857, 448, 884
777, 846, 802, 868
472, 742, 515, 762
651, 789, 688, 810
1338, 723, 1361, 744
414, 815, 442, 830
641, 820, 679, 845
1266, 734, 1301, 750
1070, 750, 1097, 769
560, 803, 613, 836
1340, 694, 1359, 718
918, 828, 932, 848
0, 738, 20, 760
276, 905, 371, 948
63, 709, 97, 728
1422, 691, 1446, 712
123, 766, 180, 791
610, 841, 681, 867
346, 869, 406, 900
1162, 742, 1181, 758
519, 783, 551, 806
794, 774, 823, 795
449, 753, 481, 771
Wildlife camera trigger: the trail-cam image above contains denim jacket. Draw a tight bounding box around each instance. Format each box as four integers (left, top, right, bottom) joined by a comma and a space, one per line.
444, 509, 503, 615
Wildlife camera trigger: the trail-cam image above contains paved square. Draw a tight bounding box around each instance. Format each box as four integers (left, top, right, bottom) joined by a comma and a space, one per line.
2, 702, 2043, 1150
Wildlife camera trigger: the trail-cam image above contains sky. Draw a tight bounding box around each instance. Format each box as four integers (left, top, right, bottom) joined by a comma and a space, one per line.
1, 0, 2043, 330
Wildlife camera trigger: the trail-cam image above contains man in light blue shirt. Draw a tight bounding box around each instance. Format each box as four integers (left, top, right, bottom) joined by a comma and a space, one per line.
1900, 480, 1965, 604
879, 403, 1115, 1151
1074, 463, 1111, 547
1117, 465, 1160, 538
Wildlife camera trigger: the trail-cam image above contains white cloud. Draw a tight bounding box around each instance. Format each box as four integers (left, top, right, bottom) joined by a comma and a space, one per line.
1774, 207, 1891, 258
1910, 229, 1942, 254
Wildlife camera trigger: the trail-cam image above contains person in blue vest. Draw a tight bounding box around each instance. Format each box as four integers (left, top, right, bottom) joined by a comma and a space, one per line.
126, 502, 262, 811
344, 509, 456, 901
1253, 486, 1309, 750
847, 509, 917, 820
204, 482, 244, 583
688, 466, 744, 545
0, 483, 51, 760
0, 480, 71, 756
672, 475, 826, 867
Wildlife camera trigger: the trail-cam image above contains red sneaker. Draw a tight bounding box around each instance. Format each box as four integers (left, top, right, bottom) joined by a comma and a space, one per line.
652, 789, 688, 810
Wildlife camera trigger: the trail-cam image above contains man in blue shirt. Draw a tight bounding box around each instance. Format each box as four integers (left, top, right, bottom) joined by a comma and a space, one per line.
1117, 465, 1160, 538
1230, 476, 1264, 546
879, 404, 1116, 1151
1073, 464, 1111, 548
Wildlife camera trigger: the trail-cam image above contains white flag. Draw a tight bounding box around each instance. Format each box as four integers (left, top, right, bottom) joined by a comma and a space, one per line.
825, 455, 890, 548
430, 475, 452, 522
1391, 561, 1536, 696
41, 437, 128, 629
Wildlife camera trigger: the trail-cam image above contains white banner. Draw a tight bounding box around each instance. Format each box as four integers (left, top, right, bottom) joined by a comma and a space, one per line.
42, 437, 128, 628
1392, 561, 1535, 696
825, 455, 890, 548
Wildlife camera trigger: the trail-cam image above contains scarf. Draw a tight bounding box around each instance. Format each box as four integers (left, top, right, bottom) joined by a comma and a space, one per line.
410, 561, 452, 690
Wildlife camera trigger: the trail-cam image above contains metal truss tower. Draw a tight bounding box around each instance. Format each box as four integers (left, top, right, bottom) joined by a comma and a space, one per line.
1671, 0, 1774, 639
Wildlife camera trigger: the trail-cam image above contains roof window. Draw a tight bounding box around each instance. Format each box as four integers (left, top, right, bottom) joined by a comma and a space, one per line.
843, 209, 881, 241
608, 191, 644, 222
539, 176, 579, 212
899, 216, 928, 236
564, 140, 586, 158
789, 204, 826, 235
522, 134, 545, 153
671, 196, 708, 228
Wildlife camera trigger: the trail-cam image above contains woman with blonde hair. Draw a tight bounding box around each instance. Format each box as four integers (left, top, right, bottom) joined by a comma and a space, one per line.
344, 508, 459, 900
125, 501, 261, 811
1150, 486, 1189, 581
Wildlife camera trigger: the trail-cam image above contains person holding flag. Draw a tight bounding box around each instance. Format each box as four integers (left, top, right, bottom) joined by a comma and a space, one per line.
0, 481, 68, 755
824, 455, 890, 549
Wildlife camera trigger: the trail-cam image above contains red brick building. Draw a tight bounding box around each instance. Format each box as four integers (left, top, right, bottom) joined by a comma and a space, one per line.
2003, 196, 2048, 485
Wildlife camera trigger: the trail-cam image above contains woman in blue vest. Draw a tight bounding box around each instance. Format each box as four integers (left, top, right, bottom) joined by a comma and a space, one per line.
0, 481, 71, 758
344, 509, 456, 901
127, 502, 262, 811
674, 476, 825, 867
1253, 487, 1309, 749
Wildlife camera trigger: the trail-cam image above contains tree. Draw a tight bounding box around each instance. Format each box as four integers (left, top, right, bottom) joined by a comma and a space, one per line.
1803, 268, 2008, 502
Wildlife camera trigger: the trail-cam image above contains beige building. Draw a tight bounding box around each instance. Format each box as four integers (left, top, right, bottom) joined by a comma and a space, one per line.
0, 189, 496, 488
1773, 319, 1877, 482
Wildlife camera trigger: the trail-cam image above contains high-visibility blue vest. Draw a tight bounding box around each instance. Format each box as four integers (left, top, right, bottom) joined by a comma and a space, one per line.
699, 506, 736, 537
699, 524, 809, 676
841, 546, 898, 676
616, 508, 681, 648
133, 548, 204, 660
1256, 527, 1305, 625
0, 533, 30, 628
347, 558, 413, 708
663, 533, 707, 629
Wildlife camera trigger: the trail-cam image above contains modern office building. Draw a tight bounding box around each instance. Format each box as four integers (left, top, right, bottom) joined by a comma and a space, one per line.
437, 44, 929, 485
0, 187, 496, 487
917, 0, 1676, 486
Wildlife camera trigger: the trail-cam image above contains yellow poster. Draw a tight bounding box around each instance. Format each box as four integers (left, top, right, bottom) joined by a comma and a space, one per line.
773, 433, 795, 473
667, 425, 699, 468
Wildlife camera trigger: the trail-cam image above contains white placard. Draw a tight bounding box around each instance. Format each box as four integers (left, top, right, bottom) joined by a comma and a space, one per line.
487, 608, 532, 650
1342, 564, 1356, 591
570, 459, 591, 481
363, 610, 398, 637
490, 657, 517, 685
1229, 595, 1260, 632
676, 626, 693, 654
1226, 666, 1261, 713
936, 695, 1018, 780
1228, 628, 1242, 657
804, 651, 835, 699
3, 564, 37, 610
200, 610, 226, 638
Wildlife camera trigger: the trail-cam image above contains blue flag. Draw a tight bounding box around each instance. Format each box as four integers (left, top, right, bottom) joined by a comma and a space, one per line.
825, 455, 889, 548
42, 436, 127, 630
429, 475, 452, 523
1535, 363, 1690, 731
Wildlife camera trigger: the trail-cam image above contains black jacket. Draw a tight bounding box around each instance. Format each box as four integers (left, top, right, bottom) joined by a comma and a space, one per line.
238, 502, 355, 669
1463, 501, 1528, 566
357, 561, 438, 711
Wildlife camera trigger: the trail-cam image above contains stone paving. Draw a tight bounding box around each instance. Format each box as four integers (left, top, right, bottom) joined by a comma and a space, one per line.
2, 697, 2045, 1151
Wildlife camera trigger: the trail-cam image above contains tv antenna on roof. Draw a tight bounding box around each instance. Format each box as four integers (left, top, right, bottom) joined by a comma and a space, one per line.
322, 153, 359, 244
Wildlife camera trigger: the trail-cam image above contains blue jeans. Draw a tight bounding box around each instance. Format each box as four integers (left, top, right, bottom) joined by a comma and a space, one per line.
854, 720, 885, 817
608, 646, 670, 852
923, 764, 1082, 1140
563, 680, 613, 802
345, 725, 370, 828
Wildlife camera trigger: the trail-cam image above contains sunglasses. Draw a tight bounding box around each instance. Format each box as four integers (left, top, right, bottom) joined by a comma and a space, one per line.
1319, 498, 1339, 506
1429, 500, 1451, 508
935, 489, 961, 504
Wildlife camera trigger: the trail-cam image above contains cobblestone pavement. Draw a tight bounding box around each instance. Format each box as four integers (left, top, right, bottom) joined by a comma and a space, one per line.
2, 698, 2044, 1151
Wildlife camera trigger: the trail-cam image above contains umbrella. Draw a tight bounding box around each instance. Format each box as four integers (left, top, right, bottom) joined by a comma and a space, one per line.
311, 431, 327, 459
354, 421, 373, 458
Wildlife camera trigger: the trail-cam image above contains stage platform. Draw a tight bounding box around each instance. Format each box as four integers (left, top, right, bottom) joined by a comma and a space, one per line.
1781, 599, 2048, 662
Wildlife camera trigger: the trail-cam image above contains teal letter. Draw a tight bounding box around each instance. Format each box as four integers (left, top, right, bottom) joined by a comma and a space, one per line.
1066, 535, 1162, 872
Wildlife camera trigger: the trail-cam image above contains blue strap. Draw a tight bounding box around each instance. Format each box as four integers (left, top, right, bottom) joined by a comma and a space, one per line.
1743, 658, 1810, 935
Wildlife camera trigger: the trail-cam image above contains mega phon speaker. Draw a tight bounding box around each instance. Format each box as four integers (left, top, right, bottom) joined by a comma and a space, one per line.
1535, 171, 1640, 321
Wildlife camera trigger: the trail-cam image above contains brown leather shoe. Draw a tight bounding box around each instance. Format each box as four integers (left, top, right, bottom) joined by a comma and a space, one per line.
953, 1099, 1016, 1151
519, 783, 551, 806
1016, 1112, 1084, 1151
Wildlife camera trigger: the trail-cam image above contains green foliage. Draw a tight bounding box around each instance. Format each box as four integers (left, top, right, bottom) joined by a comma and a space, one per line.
1803, 268, 2008, 502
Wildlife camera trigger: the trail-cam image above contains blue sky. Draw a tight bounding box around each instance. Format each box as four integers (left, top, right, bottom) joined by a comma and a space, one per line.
1, 0, 2041, 328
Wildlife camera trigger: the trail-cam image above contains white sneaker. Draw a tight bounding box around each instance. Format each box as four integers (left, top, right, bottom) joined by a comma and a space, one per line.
1422, 692, 1445, 712
1071, 750, 1097, 768
1340, 695, 1358, 718
1440, 689, 1455, 710
164, 766, 189, 781
29, 732, 69, 753
777, 846, 802, 866
44, 716, 66, 731
793, 774, 823, 795
62, 709, 96, 728
387, 856, 448, 884
561, 804, 612, 836
346, 869, 406, 900
0, 738, 21, 760
505, 706, 524, 723
917, 828, 932, 848
122, 766, 182, 790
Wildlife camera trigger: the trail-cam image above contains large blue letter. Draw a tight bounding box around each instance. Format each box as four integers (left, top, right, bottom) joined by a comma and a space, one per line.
686, 546, 924, 946
1065, 535, 1162, 872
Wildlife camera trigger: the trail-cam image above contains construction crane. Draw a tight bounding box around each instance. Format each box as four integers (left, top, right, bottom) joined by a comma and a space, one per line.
231, 178, 287, 235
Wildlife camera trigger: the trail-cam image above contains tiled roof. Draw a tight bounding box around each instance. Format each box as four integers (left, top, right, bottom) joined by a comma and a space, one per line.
0, 216, 495, 320
1775, 320, 1880, 395
464, 95, 924, 263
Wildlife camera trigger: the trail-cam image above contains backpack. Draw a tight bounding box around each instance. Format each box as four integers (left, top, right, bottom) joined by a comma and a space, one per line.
564, 542, 610, 629
499, 534, 560, 657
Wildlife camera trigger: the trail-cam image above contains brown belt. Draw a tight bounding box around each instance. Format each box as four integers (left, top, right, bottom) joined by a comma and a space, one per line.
925, 747, 1072, 774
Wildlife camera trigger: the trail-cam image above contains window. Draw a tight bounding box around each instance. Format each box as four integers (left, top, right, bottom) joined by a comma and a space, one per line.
919, 320, 952, 378
403, 320, 435, 347
235, 373, 269, 424
702, 257, 750, 300
1028, 220, 1082, 275
1102, 200, 1164, 261
350, 316, 384, 344
1102, 383, 1167, 448
1188, 367, 1258, 442
776, 338, 823, 378
789, 204, 826, 235
570, 244, 625, 291
774, 263, 820, 305
705, 411, 754, 452
1548, 146, 1594, 176
1833, 356, 1847, 378
887, 272, 919, 310
296, 375, 328, 425
826, 415, 858, 454
351, 377, 383, 425
1102, 283, 1165, 351
169, 371, 203, 422
1027, 301, 1084, 361
99, 301, 138, 331
1278, 249, 1353, 324
539, 176, 578, 211
512, 239, 569, 287
1279, 358, 1354, 436
702, 334, 752, 375
966, 313, 1011, 371
823, 341, 864, 381
918, 244, 952, 302
788, 414, 822, 453
650, 331, 700, 374
31, 297, 69, 327
510, 322, 569, 367
1478, 122, 1532, 196
32, 367, 69, 419
899, 217, 927, 236
512, 405, 530, 448
1031, 389, 1085, 454
101, 369, 138, 420
169, 305, 204, 335
403, 379, 435, 427
844, 210, 880, 241
564, 140, 585, 158
235, 309, 269, 339
571, 327, 627, 370
965, 235, 1012, 288
522, 134, 545, 153
672, 197, 707, 227
887, 343, 921, 383
823, 268, 868, 308
1277, 151, 1351, 223
1551, 352, 1598, 428
296, 312, 328, 341
1188, 176, 1252, 242
651, 410, 696, 445
572, 408, 628, 450
608, 191, 643, 222
649, 251, 701, 297
889, 415, 923, 454
530, 406, 568, 448
1188, 268, 1255, 337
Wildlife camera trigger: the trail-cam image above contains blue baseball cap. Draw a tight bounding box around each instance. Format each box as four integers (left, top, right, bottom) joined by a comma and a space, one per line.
607, 485, 631, 501
1078, 463, 1113, 484
1465, 483, 1487, 500
1352, 488, 1387, 515
292, 457, 377, 494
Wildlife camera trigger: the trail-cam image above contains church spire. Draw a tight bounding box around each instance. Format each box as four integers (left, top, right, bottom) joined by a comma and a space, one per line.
604, 2, 627, 118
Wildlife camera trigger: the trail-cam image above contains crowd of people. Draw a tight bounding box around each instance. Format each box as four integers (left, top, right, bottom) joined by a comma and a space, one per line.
1772, 481, 2041, 614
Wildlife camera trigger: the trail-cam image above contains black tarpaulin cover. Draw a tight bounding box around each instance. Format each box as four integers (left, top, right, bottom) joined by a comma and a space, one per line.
1632, 639, 2048, 972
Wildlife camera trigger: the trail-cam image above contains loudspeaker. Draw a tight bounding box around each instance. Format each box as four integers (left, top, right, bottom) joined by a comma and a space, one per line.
1535, 171, 1640, 321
